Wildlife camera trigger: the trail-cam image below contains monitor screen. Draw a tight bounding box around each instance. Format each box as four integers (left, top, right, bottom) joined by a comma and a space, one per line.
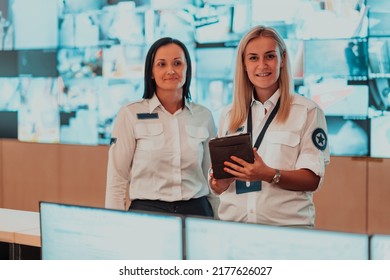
370, 234, 390, 260
192, 1, 251, 44
194, 45, 237, 80
252, 0, 368, 39
0, 78, 21, 110
58, 47, 102, 79
102, 45, 146, 79
18, 49, 58, 77
6, 0, 58, 50
326, 116, 370, 157
0, 111, 18, 138
40, 202, 184, 260
370, 114, 390, 158
368, 37, 390, 78
17, 78, 60, 144
303, 78, 369, 118
185, 216, 369, 260
367, 0, 390, 36
0, 50, 57, 77
304, 38, 368, 80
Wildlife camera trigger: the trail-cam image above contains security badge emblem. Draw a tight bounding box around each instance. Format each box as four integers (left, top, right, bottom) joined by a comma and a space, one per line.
312, 128, 327, 151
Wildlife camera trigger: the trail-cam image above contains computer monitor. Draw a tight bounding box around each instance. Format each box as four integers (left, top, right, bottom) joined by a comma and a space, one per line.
304, 38, 368, 80
0, 111, 18, 139
0, 51, 19, 76
185, 217, 369, 260
367, 0, 390, 36
370, 234, 390, 260
18, 49, 58, 77
40, 202, 184, 260
0, 50, 57, 77
325, 116, 370, 157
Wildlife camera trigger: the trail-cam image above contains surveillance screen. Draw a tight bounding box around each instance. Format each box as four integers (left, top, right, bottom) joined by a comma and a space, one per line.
304, 38, 368, 80
326, 116, 369, 157
367, 0, 390, 36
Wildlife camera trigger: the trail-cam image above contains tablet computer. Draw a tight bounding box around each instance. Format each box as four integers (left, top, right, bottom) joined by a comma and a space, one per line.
208, 133, 254, 179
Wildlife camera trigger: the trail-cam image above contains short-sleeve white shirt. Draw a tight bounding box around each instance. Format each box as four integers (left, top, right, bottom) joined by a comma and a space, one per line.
105, 94, 216, 210
217, 90, 330, 227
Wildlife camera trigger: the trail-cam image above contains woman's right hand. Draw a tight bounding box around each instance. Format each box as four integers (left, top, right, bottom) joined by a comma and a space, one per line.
209, 169, 235, 195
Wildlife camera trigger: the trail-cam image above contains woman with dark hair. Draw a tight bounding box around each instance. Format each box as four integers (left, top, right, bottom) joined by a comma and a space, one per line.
105, 37, 216, 217
209, 26, 330, 227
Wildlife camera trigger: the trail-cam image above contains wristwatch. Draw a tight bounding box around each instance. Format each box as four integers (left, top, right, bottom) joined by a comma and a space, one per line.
272, 169, 281, 184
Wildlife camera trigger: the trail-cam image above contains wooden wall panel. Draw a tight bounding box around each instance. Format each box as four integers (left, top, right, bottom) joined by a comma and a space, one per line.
58, 144, 109, 208
2, 139, 390, 235
314, 157, 367, 233
1, 140, 59, 212
367, 158, 390, 234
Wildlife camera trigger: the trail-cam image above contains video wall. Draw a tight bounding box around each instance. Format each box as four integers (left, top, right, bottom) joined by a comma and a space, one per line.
0, 0, 389, 158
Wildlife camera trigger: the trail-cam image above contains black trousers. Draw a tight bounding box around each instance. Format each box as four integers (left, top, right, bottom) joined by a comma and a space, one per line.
129, 196, 214, 217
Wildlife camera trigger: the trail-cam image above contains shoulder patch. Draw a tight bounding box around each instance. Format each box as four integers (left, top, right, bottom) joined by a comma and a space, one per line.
312, 128, 327, 151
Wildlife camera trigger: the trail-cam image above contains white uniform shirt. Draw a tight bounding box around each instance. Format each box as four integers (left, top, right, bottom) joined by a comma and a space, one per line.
105, 94, 216, 210
217, 90, 330, 227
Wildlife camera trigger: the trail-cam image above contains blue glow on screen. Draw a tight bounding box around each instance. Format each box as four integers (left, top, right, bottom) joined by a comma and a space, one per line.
370, 234, 390, 260
0, 0, 389, 158
185, 216, 369, 260
40, 202, 183, 260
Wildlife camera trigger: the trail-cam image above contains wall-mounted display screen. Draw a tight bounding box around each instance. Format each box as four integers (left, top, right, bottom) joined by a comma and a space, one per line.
326, 116, 370, 157
0, 0, 389, 158
0, 111, 17, 138
0, 49, 58, 77
304, 38, 368, 80
367, 0, 390, 37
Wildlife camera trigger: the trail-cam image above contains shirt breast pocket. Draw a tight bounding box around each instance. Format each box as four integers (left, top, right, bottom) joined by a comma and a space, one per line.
266, 131, 300, 164
186, 125, 209, 151
135, 123, 164, 150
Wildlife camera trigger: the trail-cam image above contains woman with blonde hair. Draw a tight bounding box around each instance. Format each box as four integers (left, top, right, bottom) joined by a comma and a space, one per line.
209, 26, 330, 227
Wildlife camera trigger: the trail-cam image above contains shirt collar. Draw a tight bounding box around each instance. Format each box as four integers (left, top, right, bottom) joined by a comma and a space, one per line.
250, 89, 281, 108
148, 94, 161, 113
267, 89, 281, 107
148, 94, 193, 114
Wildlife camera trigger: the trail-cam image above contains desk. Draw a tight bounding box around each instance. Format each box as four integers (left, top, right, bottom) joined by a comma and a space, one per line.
14, 227, 41, 247
0, 208, 40, 259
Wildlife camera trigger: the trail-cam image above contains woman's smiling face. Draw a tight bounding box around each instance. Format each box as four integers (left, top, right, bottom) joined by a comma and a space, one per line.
244, 36, 284, 97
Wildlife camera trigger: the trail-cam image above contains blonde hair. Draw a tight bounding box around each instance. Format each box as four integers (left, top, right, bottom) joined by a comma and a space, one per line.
228, 25, 294, 133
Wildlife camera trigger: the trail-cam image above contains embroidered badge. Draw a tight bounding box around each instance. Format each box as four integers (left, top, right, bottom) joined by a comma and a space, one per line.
137, 113, 159, 119
312, 128, 327, 151
110, 137, 117, 145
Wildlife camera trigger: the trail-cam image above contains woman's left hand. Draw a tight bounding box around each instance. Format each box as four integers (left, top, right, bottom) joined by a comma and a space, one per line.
223, 148, 272, 183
